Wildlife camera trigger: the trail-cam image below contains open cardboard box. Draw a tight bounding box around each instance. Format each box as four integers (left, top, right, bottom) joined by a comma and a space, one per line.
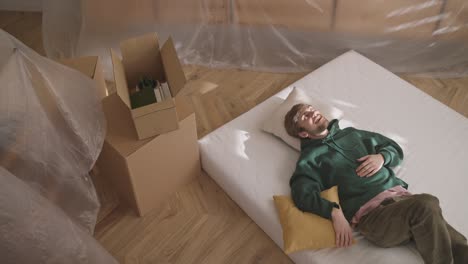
95, 86, 200, 216
111, 33, 187, 140
58, 56, 108, 100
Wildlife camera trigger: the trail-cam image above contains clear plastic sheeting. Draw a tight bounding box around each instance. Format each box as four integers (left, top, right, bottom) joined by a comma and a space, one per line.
0, 167, 118, 264
0, 29, 105, 233
42, 0, 468, 77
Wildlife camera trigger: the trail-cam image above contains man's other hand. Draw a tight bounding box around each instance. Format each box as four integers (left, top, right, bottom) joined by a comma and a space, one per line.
356, 154, 384, 177
331, 207, 353, 247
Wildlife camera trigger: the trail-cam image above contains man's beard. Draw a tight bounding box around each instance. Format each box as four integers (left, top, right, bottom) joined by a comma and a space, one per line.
308, 119, 329, 136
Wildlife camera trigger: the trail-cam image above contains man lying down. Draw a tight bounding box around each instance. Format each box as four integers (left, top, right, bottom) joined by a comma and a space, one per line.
284, 103, 468, 264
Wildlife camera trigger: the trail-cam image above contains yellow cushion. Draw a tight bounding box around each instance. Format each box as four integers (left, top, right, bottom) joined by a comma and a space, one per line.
273, 186, 352, 254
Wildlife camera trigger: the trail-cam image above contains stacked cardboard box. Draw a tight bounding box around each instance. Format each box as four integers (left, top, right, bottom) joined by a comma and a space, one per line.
95, 33, 200, 216
96, 95, 199, 216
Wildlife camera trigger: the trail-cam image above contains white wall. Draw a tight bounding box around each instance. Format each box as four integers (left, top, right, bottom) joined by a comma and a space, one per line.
0, 0, 42, 11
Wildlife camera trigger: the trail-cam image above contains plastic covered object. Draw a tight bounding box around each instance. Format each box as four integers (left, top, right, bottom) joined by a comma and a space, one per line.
0, 167, 117, 264
43, 0, 468, 77
0, 29, 105, 233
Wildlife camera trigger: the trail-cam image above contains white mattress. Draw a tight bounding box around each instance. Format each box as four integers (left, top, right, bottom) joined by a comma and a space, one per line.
198, 51, 468, 264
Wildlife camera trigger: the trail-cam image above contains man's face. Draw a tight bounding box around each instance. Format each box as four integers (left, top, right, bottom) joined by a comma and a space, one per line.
295, 105, 329, 138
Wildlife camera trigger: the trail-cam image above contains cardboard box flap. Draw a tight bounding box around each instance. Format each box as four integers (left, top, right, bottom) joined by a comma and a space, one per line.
131, 98, 175, 118
102, 94, 153, 157
120, 33, 164, 87
58, 56, 97, 78
174, 93, 194, 121
92, 59, 108, 98
111, 49, 131, 108
161, 37, 186, 97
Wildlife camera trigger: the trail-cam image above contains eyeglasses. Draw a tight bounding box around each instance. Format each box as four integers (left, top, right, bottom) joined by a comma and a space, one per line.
293, 106, 314, 124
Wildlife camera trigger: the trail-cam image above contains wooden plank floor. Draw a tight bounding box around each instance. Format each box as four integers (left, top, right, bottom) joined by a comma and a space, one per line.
3, 11, 468, 264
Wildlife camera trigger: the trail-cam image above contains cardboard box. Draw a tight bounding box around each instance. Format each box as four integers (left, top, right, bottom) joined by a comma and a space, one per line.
95, 90, 200, 216
58, 56, 108, 99
110, 33, 187, 140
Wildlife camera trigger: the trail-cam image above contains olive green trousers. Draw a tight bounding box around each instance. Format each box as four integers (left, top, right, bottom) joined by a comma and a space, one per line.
358, 194, 468, 264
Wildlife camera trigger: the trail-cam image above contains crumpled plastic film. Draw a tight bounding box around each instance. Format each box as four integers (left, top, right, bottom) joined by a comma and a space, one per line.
0, 167, 117, 264
42, 0, 468, 77
0, 29, 106, 233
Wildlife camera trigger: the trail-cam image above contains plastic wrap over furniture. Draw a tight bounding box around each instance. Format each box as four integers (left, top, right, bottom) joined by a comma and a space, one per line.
0, 29, 105, 233
0, 167, 117, 264
43, 0, 468, 77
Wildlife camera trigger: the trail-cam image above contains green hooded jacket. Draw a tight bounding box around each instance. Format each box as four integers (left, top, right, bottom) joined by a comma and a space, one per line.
289, 119, 408, 222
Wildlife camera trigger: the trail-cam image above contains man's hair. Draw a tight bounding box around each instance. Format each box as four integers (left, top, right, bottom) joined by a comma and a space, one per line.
284, 103, 307, 138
